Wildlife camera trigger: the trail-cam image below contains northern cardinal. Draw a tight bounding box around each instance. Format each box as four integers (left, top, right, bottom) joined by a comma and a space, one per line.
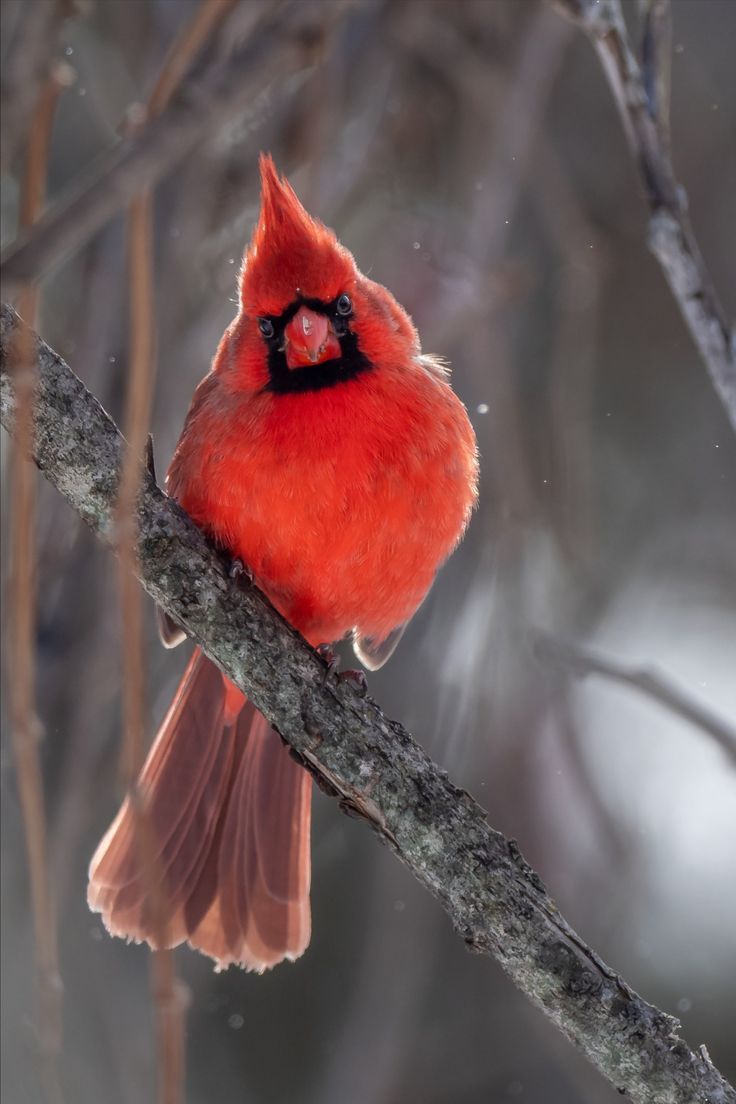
88, 156, 478, 971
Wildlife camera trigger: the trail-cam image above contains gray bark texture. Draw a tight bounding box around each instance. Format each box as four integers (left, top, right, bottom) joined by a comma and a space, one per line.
550, 0, 736, 433
1, 302, 734, 1104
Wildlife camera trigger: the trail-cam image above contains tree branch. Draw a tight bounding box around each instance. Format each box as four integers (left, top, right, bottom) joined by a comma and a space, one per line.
549, 0, 736, 432
0, 0, 68, 171
1, 303, 733, 1104
535, 632, 736, 768
8, 60, 70, 1104
115, 6, 238, 1100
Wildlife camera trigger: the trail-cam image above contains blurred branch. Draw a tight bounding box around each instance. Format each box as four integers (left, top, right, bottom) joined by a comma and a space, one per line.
535, 632, 736, 768
0, 0, 68, 170
8, 64, 70, 1104
550, 0, 736, 431
0, 0, 324, 297
2, 307, 735, 1104
145, 0, 236, 119
553, 690, 631, 865
640, 0, 672, 150
117, 6, 236, 1100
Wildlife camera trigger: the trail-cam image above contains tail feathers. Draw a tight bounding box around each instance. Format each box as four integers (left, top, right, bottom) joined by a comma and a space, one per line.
88, 649, 311, 972
209, 707, 311, 969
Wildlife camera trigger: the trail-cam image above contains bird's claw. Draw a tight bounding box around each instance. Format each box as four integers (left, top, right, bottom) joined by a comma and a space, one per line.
315, 646, 368, 695
316, 643, 339, 683
228, 557, 252, 582
337, 669, 368, 696
337, 666, 368, 693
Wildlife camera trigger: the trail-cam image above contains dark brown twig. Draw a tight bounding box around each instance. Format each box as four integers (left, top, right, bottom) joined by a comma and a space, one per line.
8, 64, 70, 1104
118, 192, 156, 787
549, 0, 736, 430
115, 4, 236, 1100
146, 0, 236, 119
535, 631, 736, 768
118, 188, 190, 1104
2, 306, 733, 1104
0, 0, 67, 170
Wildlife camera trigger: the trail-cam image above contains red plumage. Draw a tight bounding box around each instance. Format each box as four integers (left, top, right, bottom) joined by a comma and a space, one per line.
88, 155, 478, 971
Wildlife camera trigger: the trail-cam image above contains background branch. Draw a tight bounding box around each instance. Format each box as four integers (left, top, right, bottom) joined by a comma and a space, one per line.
113, 4, 237, 1100
8, 60, 70, 1104
0, 0, 68, 171
0, 0, 325, 298
1, 304, 733, 1104
535, 632, 736, 768
550, 0, 736, 431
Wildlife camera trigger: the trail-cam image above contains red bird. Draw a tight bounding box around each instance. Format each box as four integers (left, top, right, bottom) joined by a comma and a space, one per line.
88, 155, 478, 971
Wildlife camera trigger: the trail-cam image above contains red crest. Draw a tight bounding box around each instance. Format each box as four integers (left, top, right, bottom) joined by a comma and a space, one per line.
240, 155, 355, 317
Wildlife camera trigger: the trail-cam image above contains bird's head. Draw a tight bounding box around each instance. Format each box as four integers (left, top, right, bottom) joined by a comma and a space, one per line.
231, 154, 419, 394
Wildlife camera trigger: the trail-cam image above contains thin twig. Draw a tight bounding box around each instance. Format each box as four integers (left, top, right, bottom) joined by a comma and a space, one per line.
2, 307, 733, 1104
0, 0, 67, 170
8, 64, 70, 1104
640, 0, 672, 150
118, 194, 156, 786
115, 4, 236, 1100
0, 0, 329, 297
118, 189, 190, 1104
535, 631, 736, 768
146, 0, 236, 118
549, 0, 736, 431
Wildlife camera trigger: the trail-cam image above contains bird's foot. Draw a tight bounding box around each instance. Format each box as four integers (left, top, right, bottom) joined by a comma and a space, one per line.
228, 557, 253, 582
315, 646, 368, 696
316, 643, 339, 683
337, 668, 368, 697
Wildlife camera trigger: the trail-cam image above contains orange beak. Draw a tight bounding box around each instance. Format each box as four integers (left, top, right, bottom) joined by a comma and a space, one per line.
284, 306, 340, 369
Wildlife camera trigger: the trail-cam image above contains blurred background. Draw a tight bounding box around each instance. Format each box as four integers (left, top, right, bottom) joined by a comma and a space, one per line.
2, 1, 735, 1102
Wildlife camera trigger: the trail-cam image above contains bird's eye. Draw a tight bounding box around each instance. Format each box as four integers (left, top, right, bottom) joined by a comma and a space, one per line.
336, 294, 353, 317
258, 318, 275, 338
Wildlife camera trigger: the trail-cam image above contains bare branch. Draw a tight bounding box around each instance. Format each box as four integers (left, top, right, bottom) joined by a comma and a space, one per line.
0, 0, 67, 170
8, 65, 69, 1104
0, 0, 322, 297
641, 0, 672, 150
2, 305, 734, 1104
145, 0, 237, 120
535, 632, 736, 768
116, 6, 237, 1100
549, 0, 736, 432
